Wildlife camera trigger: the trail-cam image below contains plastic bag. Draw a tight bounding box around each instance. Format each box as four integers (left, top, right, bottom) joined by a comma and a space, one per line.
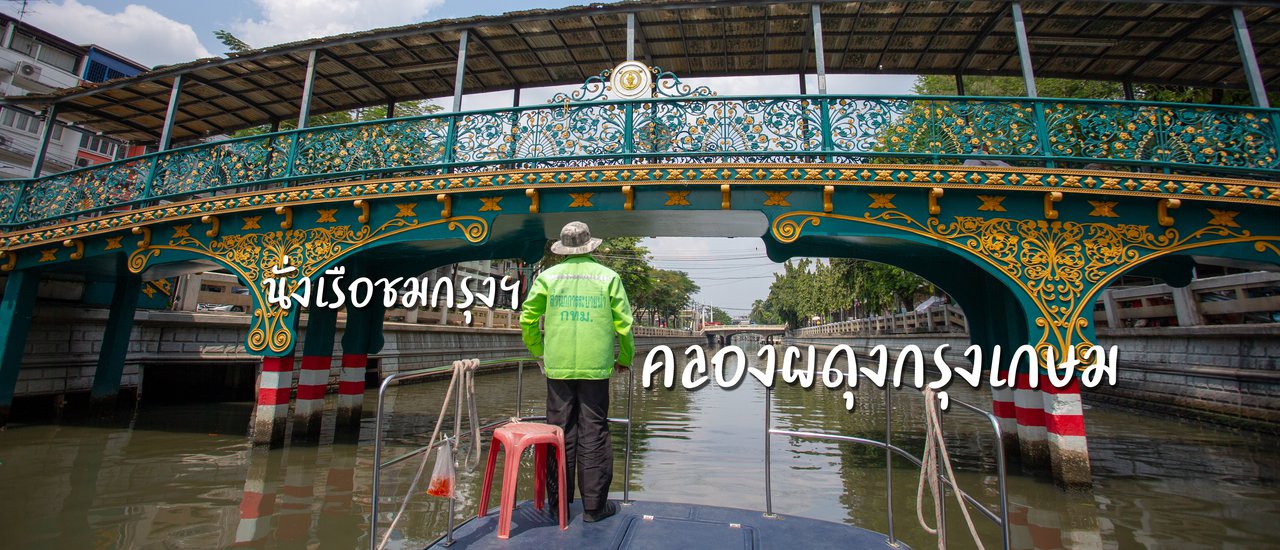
426, 441, 456, 498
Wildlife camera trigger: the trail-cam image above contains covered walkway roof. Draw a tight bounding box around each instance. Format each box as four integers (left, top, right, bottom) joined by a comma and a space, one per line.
2, 0, 1277, 144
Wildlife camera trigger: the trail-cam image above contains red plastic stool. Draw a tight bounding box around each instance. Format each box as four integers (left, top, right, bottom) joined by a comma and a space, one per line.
478, 422, 568, 539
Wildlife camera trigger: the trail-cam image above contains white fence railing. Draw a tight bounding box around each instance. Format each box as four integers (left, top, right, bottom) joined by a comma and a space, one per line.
793, 304, 967, 337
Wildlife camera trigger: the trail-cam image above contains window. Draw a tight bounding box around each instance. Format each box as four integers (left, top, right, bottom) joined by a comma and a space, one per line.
0, 108, 63, 140
9, 32, 79, 74
84, 60, 131, 83
79, 133, 118, 157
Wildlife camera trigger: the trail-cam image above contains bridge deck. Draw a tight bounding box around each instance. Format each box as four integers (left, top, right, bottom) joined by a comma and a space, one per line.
426, 500, 902, 549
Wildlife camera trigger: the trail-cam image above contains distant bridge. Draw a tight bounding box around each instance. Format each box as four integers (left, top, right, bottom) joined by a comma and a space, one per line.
700, 325, 787, 345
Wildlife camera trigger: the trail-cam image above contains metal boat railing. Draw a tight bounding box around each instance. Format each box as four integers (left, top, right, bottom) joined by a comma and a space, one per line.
764, 383, 1011, 549
371, 354, 1009, 549
369, 356, 635, 549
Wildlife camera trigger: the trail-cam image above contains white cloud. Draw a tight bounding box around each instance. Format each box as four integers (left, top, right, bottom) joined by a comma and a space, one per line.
232, 0, 444, 48
6, 0, 213, 67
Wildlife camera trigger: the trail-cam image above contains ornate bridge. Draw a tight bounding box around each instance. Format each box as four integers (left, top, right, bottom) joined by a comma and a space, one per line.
702, 325, 787, 345
0, 0, 1277, 488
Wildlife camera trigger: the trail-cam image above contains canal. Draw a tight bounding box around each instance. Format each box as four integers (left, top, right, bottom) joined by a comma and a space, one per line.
0, 342, 1276, 549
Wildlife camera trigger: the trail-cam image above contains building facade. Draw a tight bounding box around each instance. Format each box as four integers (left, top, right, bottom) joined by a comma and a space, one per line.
0, 14, 146, 178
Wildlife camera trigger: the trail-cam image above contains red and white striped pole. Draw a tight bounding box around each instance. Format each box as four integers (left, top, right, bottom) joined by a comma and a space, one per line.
991, 385, 1019, 456
1012, 372, 1050, 468
253, 354, 295, 446
1042, 377, 1092, 487
295, 307, 338, 442
335, 353, 366, 428
338, 301, 383, 432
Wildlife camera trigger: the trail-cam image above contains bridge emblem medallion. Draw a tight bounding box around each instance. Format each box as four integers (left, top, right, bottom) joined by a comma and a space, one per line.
127, 216, 489, 354
609, 61, 652, 100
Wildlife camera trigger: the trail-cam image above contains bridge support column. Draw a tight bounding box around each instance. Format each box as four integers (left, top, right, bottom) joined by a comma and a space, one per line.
1043, 378, 1091, 488
253, 354, 295, 446
0, 269, 39, 426
90, 266, 142, 414
1013, 373, 1050, 469
295, 306, 337, 443
337, 300, 385, 431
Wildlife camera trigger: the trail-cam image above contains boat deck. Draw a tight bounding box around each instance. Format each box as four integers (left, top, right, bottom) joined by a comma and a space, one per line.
426, 500, 904, 549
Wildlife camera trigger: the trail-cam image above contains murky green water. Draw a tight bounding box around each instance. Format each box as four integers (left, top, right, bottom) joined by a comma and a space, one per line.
1, 343, 1277, 549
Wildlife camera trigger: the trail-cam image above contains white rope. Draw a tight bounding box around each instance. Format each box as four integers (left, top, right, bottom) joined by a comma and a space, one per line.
915, 386, 986, 550
378, 358, 480, 550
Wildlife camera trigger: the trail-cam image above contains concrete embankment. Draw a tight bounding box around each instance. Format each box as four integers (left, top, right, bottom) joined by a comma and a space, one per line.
787, 326, 1280, 433
11, 305, 700, 405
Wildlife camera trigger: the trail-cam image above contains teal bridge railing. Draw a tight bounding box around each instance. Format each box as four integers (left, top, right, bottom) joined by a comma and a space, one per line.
3, 94, 1277, 228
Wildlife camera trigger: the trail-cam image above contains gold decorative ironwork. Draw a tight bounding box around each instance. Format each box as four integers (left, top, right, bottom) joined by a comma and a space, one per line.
128, 216, 489, 354
480, 196, 503, 212
977, 195, 1007, 212
664, 190, 690, 206
764, 191, 791, 206
1207, 209, 1240, 227
771, 209, 1280, 366
1087, 200, 1118, 217
869, 193, 896, 209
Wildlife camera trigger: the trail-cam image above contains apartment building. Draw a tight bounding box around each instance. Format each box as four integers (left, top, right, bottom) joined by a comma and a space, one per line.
0, 14, 148, 178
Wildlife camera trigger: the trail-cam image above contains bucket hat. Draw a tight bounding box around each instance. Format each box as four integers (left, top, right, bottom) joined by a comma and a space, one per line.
550, 221, 602, 255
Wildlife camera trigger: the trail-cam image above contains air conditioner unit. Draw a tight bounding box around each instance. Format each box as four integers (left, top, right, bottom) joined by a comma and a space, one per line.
15, 61, 41, 81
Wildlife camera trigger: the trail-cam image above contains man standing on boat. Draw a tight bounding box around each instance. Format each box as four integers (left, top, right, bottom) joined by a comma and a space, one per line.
520, 221, 635, 523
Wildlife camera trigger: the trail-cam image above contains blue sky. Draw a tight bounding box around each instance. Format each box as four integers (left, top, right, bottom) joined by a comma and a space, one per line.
4, 0, 918, 314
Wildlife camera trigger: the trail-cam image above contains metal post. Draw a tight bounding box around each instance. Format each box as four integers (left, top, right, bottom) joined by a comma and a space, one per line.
936, 407, 947, 548
297, 50, 318, 129
811, 3, 827, 95
28, 104, 58, 178
994, 414, 1011, 550
1123, 82, 1135, 101
515, 361, 524, 417
1011, 2, 1037, 98
445, 370, 461, 546
158, 75, 183, 151
764, 384, 775, 517
452, 30, 469, 113
385, 101, 396, 119
627, 13, 636, 62
885, 384, 895, 545
623, 366, 634, 504
1232, 7, 1270, 108
369, 377, 393, 550
954, 74, 966, 96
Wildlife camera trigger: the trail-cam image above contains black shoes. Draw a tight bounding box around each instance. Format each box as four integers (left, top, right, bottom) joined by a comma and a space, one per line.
582, 501, 619, 523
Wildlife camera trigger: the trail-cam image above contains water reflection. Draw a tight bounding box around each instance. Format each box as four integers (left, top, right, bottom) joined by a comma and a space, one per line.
0, 343, 1277, 549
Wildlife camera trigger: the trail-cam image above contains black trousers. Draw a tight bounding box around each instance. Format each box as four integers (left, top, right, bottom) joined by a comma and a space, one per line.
545, 378, 612, 511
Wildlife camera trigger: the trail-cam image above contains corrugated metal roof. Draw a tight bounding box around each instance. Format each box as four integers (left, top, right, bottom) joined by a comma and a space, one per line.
4, 0, 1277, 144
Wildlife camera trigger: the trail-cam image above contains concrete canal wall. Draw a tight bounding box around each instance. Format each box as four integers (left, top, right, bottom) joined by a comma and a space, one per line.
787, 325, 1280, 431
10, 304, 701, 403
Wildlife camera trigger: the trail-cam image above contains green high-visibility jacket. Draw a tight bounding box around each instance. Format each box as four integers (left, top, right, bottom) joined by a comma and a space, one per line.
520, 255, 635, 379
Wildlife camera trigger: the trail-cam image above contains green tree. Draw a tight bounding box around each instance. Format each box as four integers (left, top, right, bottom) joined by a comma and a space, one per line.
916, 74, 1261, 106
632, 268, 699, 327
214, 30, 252, 55
710, 306, 733, 325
